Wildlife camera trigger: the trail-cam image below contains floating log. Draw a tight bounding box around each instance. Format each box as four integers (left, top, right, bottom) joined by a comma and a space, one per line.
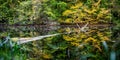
11, 33, 61, 45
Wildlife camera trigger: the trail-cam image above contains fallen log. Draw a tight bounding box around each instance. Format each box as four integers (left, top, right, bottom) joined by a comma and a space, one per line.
10, 22, 101, 45
11, 33, 61, 45
10, 23, 89, 45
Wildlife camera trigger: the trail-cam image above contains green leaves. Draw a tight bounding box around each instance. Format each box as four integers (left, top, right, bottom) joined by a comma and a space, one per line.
40, 0, 68, 20
0, 0, 35, 24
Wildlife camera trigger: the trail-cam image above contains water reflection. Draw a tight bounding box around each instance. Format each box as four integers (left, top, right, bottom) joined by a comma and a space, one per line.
0, 24, 112, 37
0, 24, 113, 60
0, 25, 60, 37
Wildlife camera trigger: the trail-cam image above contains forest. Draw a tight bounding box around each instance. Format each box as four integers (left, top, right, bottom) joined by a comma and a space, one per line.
0, 0, 120, 60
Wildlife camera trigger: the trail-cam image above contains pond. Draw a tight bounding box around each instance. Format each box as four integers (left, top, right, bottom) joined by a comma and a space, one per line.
0, 24, 118, 60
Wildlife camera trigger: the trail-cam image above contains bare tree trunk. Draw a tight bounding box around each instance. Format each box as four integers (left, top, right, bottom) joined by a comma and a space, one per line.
17, 33, 61, 45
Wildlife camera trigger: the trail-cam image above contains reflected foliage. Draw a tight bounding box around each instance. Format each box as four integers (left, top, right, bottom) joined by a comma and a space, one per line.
0, 0, 120, 60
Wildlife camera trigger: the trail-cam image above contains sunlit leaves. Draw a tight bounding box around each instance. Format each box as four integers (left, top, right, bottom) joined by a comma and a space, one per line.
70, 2, 83, 9
62, 10, 73, 16
62, 27, 111, 58
61, 0, 111, 24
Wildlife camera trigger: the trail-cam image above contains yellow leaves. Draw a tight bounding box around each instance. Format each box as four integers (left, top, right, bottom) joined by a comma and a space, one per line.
105, 15, 111, 19
87, 30, 96, 34
97, 31, 110, 41
63, 34, 80, 47
84, 8, 96, 14
62, 28, 111, 54
63, 35, 78, 42
93, 0, 101, 6
43, 54, 52, 59
80, 34, 87, 39
85, 37, 97, 43
62, 0, 111, 23
63, 28, 110, 46
62, 10, 73, 16
101, 8, 110, 14
97, 32, 104, 37
84, 9, 92, 13
79, 12, 86, 17
71, 42, 79, 46
45, 11, 55, 18
97, 8, 111, 20
66, 27, 71, 33
103, 36, 109, 41
62, 2, 110, 24
94, 45, 102, 52
65, 18, 72, 23
71, 2, 83, 9
63, 35, 72, 41
101, 36, 110, 41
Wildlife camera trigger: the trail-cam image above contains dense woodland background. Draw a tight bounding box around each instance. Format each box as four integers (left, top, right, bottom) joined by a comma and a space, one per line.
0, 0, 120, 60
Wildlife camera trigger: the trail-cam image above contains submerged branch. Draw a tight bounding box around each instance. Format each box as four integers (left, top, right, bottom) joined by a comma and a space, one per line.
76, 22, 89, 33
10, 22, 110, 45
12, 23, 90, 45
16, 33, 61, 45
